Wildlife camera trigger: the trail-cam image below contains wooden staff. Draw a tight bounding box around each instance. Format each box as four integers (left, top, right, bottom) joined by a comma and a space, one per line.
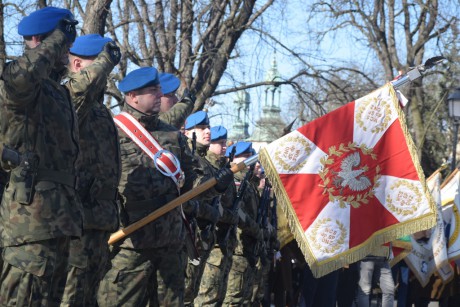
108, 154, 259, 245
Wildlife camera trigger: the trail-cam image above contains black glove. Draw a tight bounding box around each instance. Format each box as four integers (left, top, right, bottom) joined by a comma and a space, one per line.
214, 167, 234, 193
56, 17, 78, 43
181, 88, 196, 106
104, 41, 121, 65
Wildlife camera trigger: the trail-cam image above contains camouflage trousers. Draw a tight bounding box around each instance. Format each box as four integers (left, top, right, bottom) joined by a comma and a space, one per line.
194, 246, 233, 306
97, 245, 185, 307
184, 229, 215, 305
251, 256, 272, 305
223, 254, 256, 306
61, 230, 110, 307
0, 237, 71, 307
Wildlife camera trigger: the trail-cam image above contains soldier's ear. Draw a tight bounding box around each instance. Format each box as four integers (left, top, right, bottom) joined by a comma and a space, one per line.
68, 56, 82, 73
74, 58, 83, 70
126, 91, 138, 103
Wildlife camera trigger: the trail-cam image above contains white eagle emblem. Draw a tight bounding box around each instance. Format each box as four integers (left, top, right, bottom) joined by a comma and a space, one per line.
334, 152, 371, 192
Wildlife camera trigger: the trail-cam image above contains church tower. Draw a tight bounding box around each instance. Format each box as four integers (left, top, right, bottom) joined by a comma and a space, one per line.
228, 83, 251, 141
249, 53, 287, 151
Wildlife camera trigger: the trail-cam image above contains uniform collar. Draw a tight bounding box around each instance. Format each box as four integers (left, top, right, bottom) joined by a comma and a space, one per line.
123, 103, 159, 130
196, 142, 209, 157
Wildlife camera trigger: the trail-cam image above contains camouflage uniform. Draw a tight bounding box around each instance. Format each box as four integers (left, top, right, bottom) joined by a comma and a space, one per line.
251, 208, 278, 306
183, 140, 221, 306
195, 150, 239, 306
0, 168, 8, 276
160, 96, 194, 129
223, 169, 262, 306
97, 104, 217, 307
62, 50, 120, 306
0, 30, 83, 305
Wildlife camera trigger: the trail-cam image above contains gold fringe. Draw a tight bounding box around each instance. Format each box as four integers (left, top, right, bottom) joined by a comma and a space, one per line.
389, 239, 413, 267
389, 249, 411, 267
389, 83, 437, 222
259, 84, 437, 278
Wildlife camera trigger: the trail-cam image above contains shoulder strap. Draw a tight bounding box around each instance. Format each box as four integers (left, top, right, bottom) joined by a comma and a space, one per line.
114, 111, 184, 187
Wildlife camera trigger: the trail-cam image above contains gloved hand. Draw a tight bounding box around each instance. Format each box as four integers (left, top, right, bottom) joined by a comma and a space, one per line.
181, 88, 196, 106
104, 41, 121, 65
198, 203, 220, 224
214, 167, 234, 193
56, 17, 78, 43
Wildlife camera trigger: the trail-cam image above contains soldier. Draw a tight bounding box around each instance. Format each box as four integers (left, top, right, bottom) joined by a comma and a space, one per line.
158, 72, 194, 129
251, 173, 279, 307
97, 67, 234, 306
0, 7, 82, 305
63, 34, 122, 306
223, 142, 264, 306
182, 112, 222, 306
195, 125, 240, 306
0, 167, 7, 275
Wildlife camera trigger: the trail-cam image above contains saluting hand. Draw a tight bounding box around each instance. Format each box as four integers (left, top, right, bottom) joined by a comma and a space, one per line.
104, 41, 122, 65
56, 17, 78, 43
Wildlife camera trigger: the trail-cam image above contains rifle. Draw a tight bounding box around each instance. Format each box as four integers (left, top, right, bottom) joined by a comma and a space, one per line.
254, 180, 271, 264
227, 146, 236, 168
271, 193, 279, 250
220, 162, 255, 254
191, 132, 197, 155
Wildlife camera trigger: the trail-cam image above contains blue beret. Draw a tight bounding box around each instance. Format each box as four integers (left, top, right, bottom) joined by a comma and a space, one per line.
210, 126, 227, 141
18, 7, 76, 36
159, 73, 180, 95
184, 111, 210, 130
118, 67, 160, 93
70, 34, 112, 57
225, 141, 253, 157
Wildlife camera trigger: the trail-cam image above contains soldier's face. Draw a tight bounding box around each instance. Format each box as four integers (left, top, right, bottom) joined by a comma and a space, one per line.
187, 125, 211, 146
209, 139, 227, 156
132, 85, 163, 114
160, 92, 179, 113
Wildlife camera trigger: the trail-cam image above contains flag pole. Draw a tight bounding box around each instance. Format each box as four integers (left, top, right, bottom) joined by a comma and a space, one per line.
108, 154, 259, 245
391, 56, 445, 89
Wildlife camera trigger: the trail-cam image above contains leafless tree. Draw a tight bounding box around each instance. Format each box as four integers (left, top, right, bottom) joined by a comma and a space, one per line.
306, 0, 459, 173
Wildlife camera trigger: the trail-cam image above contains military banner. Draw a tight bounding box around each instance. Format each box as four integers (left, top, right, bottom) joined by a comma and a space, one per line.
389, 236, 412, 267
259, 83, 436, 277
404, 171, 454, 286
440, 168, 460, 261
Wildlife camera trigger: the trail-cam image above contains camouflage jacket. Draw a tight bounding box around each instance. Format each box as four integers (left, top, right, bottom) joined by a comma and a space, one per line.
205, 151, 238, 241
159, 97, 194, 129
116, 104, 216, 250
182, 140, 220, 228
205, 151, 237, 224
234, 169, 261, 257
66, 51, 120, 232
0, 30, 82, 246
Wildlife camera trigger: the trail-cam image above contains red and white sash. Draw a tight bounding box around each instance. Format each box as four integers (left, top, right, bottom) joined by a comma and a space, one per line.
114, 111, 184, 187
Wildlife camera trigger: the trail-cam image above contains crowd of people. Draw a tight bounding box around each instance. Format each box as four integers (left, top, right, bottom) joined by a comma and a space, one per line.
1, 6, 460, 307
